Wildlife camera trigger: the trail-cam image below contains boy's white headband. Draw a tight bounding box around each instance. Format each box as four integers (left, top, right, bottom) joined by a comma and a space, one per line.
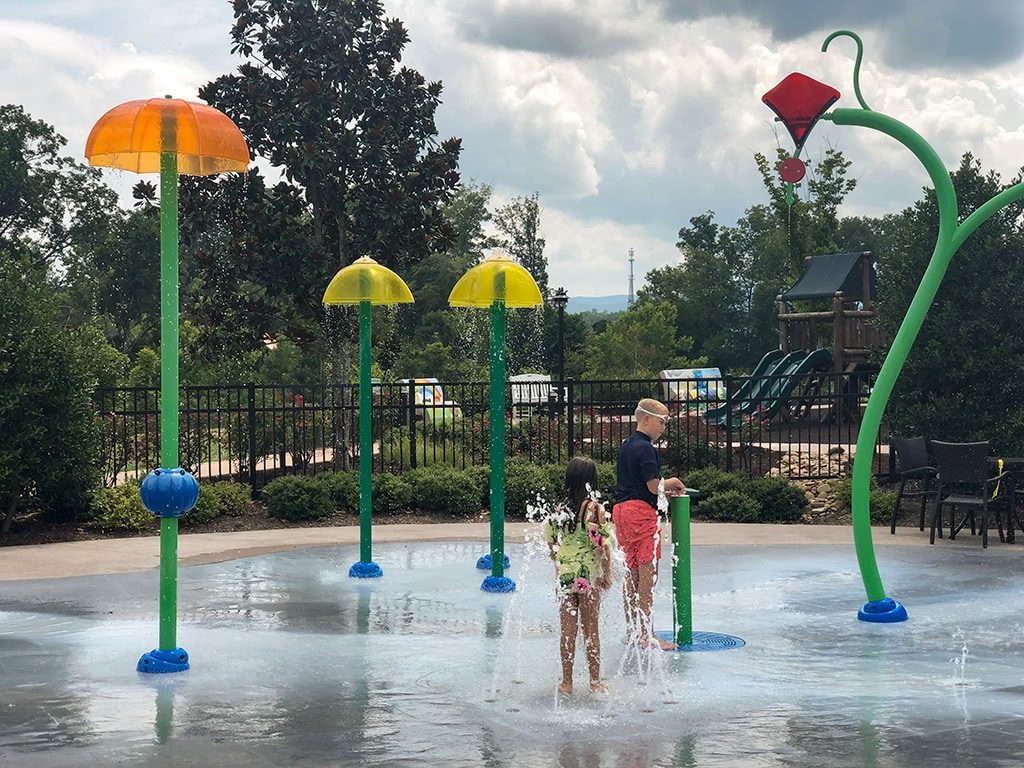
636, 405, 668, 420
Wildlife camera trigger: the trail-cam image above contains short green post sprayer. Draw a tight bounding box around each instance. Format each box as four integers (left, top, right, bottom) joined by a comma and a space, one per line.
658, 491, 746, 652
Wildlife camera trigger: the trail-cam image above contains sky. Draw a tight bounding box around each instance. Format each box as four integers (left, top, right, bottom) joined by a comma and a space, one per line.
2, 1, 1024, 295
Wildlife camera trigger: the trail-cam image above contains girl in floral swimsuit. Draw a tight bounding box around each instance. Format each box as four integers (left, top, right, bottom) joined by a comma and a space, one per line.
544, 456, 613, 695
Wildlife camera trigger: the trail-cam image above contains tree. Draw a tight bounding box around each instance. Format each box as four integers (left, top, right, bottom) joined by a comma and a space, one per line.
0, 104, 117, 272
584, 301, 705, 379
67, 204, 161, 355
0, 259, 99, 533
493, 191, 548, 373
645, 147, 861, 372
876, 153, 1024, 453
493, 191, 548, 293
198, 0, 461, 274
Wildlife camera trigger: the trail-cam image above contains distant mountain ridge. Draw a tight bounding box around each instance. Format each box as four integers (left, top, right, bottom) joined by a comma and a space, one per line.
566, 294, 629, 313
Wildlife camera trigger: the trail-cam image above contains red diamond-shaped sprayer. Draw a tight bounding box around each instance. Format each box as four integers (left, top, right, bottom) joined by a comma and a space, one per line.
762, 73, 840, 151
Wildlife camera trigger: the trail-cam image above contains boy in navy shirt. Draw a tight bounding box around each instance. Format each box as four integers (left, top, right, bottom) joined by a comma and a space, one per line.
613, 398, 685, 651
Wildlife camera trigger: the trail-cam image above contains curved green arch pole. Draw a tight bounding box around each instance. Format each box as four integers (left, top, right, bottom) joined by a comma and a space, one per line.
818, 31, 1024, 621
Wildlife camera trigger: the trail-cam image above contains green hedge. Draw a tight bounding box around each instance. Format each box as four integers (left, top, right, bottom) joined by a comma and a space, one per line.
406, 467, 482, 518
182, 481, 251, 527
264, 476, 334, 521
372, 474, 413, 515
831, 477, 898, 524
90, 484, 154, 532
317, 471, 359, 510
683, 467, 807, 524
698, 490, 762, 522
247, 463, 812, 524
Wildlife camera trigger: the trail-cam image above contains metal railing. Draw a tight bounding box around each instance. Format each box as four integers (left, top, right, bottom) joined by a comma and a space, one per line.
95, 369, 888, 493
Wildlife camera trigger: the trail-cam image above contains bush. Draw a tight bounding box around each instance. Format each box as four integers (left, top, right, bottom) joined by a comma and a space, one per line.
407, 466, 484, 518
183, 481, 251, 527
683, 467, 744, 498
1, 259, 99, 532
594, 462, 618, 508
264, 476, 334, 521
372, 473, 413, 515
90, 484, 154, 532
832, 477, 898, 524
467, 466, 490, 510
317, 471, 359, 510
505, 460, 554, 519
746, 476, 807, 523
697, 490, 762, 522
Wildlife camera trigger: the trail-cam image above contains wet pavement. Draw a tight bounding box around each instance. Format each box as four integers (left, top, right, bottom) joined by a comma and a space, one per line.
2, 540, 1024, 767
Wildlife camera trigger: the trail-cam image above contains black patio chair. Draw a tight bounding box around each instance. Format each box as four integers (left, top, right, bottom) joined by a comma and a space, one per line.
930, 440, 1009, 548
888, 436, 937, 535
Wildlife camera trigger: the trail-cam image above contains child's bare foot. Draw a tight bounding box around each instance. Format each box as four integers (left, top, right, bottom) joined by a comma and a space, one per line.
657, 636, 678, 651
590, 680, 609, 694
558, 681, 573, 695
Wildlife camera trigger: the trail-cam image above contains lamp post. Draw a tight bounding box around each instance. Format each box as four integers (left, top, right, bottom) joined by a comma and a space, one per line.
86, 97, 249, 673
551, 287, 568, 412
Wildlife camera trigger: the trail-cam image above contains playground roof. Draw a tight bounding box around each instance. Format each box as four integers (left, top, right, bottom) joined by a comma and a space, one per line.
781, 251, 875, 302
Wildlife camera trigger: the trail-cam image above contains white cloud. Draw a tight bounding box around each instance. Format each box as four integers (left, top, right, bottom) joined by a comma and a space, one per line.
6, 3, 1024, 295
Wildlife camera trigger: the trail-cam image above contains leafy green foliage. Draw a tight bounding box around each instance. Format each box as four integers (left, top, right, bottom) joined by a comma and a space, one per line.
746, 476, 808, 523
372, 474, 413, 515
0, 260, 100, 532
264, 476, 334, 521
90, 484, 153, 532
683, 467, 806, 523
831, 477, 898, 525
182, 481, 252, 527
697, 491, 762, 522
875, 153, 1024, 454
584, 301, 705, 378
317, 471, 360, 511
407, 466, 483, 517
505, 460, 554, 519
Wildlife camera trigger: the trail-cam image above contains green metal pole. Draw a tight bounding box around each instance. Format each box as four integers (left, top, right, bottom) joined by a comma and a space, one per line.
158, 143, 179, 651
489, 275, 507, 579
671, 494, 692, 646
358, 298, 372, 564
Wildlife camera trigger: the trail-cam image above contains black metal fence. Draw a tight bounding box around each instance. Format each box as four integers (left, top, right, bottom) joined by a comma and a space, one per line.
95, 369, 888, 492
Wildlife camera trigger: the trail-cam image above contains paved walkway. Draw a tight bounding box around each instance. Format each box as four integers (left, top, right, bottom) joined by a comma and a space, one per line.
0, 522, 995, 582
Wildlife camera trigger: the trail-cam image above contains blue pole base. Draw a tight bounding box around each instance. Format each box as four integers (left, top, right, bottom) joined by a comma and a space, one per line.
476, 553, 511, 570
348, 561, 383, 579
858, 597, 908, 623
481, 575, 516, 593
137, 648, 190, 674
655, 630, 746, 652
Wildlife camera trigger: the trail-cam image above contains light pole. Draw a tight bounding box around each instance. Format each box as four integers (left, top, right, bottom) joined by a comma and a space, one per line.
551, 287, 568, 412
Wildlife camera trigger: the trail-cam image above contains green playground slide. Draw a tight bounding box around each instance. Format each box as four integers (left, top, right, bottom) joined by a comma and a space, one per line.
702, 348, 785, 422
706, 348, 832, 426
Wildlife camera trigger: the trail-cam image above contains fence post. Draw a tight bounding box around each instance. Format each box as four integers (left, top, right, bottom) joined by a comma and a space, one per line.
724, 374, 733, 473
408, 380, 417, 470
246, 382, 257, 498
567, 377, 575, 459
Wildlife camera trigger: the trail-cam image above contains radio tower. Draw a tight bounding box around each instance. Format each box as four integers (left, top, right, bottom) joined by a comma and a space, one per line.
627, 248, 635, 307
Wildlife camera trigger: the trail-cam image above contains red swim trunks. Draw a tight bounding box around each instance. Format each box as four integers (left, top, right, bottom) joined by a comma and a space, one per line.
612, 500, 662, 569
